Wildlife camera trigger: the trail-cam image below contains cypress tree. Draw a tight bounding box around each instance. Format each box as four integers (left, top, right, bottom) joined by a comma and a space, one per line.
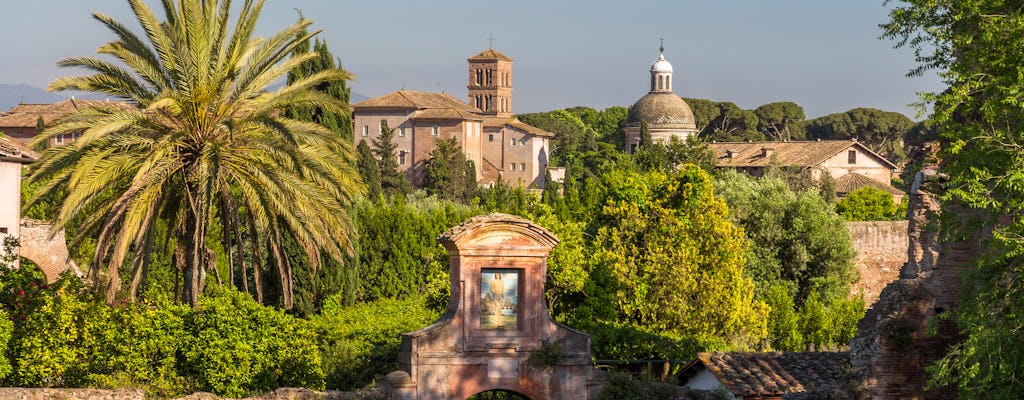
372, 120, 411, 197
356, 139, 383, 201
285, 23, 352, 140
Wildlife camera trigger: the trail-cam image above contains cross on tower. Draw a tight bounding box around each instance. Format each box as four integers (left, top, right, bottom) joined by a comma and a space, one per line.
660, 37, 664, 53
487, 34, 495, 49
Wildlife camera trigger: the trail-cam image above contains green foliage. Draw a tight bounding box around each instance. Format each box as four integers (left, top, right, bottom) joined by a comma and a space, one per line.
424, 137, 477, 203
356, 140, 383, 201
836, 187, 902, 221
714, 171, 857, 302
804, 108, 913, 162
351, 195, 478, 302
28, 0, 363, 308
754, 102, 806, 141
881, 2, 1024, 393
183, 287, 324, 397
311, 296, 439, 390
372, 120, 412, 197
587, 167, 768, 352
0, 309, 11, 381
285, 30, 353, 141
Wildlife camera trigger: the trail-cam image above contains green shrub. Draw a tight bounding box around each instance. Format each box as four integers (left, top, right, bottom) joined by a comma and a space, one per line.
0, 309, 12, 381
311, 296, 439, 390
836, 186, 901, 221
182, 287, 324, 397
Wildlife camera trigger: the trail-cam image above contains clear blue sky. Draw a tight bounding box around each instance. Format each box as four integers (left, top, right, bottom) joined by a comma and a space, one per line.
0, 0, 942, 119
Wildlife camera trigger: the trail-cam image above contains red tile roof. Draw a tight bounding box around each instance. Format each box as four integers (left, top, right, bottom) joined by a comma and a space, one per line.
681, 352, 850, 398
0, 99, 133, 128
835, 171, 904, 196
708, 141, 898, 170
0, 135, 38, 162
467, 48, 513, 62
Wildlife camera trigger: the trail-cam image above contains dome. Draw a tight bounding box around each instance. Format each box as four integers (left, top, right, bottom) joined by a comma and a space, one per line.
650, 53, 673, 73
626, 92, 697, 129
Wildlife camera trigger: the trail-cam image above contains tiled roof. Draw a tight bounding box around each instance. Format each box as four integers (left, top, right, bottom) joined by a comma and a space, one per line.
467, 48, 513, 62
412, 108, 483, 121
626, 92, 697, 129
0, 135, 39, 162
835, 172, 904, 196
0, 99, 133, 128
482, 116, 554, 138
354, 90, 480, 112
681, 352, 850, 398
708, 141, 898, 170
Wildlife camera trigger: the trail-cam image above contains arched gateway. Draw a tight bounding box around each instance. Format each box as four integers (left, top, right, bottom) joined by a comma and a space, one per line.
383, 214, 601, 400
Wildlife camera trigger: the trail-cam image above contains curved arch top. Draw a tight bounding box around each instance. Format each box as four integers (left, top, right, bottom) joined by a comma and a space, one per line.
438, 213, 559, 250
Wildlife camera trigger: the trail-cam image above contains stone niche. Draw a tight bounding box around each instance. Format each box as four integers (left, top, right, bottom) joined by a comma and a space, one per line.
385, 213, 598, 400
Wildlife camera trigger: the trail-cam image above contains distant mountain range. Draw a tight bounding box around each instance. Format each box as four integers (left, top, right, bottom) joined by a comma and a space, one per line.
1, 84, 370, 113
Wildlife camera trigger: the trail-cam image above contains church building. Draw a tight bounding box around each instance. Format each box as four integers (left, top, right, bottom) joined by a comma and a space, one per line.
623, 46, 698, 153
352, 49, 554, 188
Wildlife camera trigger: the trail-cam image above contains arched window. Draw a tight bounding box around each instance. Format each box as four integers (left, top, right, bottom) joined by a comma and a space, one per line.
666, 76, 671, 90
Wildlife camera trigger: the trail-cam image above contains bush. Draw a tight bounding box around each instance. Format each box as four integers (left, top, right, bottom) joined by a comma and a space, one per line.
182, 287, 324, 397
311, 296, 439, 390
836, 186, 902, 221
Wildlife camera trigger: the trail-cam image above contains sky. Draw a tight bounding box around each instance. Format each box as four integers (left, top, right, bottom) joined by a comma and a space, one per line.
0, 1, 944, 119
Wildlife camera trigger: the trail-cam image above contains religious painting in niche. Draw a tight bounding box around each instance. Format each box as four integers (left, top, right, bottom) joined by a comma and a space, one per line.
481, 269, 519, 329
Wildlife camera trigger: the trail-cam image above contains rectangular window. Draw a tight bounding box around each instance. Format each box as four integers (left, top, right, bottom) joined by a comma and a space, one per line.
509, 163, 516, 171
488, 134, 494, 142
848, 150, 857, 164
510, 138, 516, 146
399, 150, 406, 165
362, 125, 369, 136
432, 125, 439, 136
0, 227, 7, 234
399, 127, 406, 137
520, 162, 526, 171
56, 134, 63, 144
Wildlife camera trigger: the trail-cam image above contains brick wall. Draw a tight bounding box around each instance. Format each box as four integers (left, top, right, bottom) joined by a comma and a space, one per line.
18, 219, 82, 282
849, 171, 974, 400
846, 221, 908, 306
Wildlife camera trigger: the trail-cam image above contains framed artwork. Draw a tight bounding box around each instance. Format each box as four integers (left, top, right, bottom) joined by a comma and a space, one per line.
480, 269, 519, 329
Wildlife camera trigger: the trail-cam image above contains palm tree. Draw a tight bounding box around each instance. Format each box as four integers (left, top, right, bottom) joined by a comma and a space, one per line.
26, 0, 364, 308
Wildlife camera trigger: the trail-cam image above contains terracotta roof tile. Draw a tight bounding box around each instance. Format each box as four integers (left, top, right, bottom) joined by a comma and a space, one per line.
482, 116, 554, 138
835, 172, 904, 196
0, 99, 134, 128
0, 135, 38, 162
682, 352, 850, 398
708, 141, 897, 170
467, 48, 513, 62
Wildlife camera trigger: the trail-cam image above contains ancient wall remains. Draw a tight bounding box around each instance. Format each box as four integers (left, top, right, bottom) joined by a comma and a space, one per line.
18, 218, 82, 282
846, 221, 908, 306
849, 170, 973, 399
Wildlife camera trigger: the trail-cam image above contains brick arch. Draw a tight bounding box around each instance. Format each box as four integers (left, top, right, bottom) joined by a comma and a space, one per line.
19, 219, 82, 282
465, 388, 533, 400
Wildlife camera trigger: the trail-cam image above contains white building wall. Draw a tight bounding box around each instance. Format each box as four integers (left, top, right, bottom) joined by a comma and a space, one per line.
683, 369, 738, 400
0, 161, 23, 266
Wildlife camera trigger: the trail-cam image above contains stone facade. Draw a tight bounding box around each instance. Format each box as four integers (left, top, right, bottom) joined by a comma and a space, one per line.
385, 214, 600, 400
846, 221, 908, 306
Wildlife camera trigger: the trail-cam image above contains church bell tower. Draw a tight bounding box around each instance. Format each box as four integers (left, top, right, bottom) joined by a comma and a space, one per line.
467, 48, 514, 117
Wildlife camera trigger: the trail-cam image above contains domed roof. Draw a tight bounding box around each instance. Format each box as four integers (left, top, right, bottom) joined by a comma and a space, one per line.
651, 53, 673, 73
627, 92, 697, 129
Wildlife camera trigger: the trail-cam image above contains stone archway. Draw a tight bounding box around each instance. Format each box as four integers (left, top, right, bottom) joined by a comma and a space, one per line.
383, 213, 603, 400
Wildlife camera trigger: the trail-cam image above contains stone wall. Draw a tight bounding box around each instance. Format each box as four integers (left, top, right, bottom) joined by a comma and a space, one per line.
846, 221, 908, 306
18, 218, 82, 282
849, 170, 974, 399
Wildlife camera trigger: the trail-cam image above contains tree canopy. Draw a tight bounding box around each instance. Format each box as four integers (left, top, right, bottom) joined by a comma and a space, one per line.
882, 1, 1024, 397
27, 0, 363, 308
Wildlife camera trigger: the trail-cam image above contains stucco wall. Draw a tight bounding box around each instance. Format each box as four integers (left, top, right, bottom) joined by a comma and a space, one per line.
847, 220, 909, 306
819, 148, 892, 184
